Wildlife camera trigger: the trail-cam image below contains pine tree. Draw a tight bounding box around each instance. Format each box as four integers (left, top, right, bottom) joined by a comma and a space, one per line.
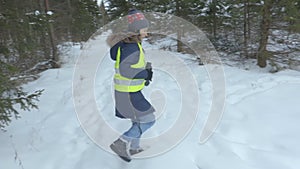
0, 61, 43, 130
0, 0, 104, 130
272, 0, 300, 32
105, 0, 132, 21
71, 0, 101, 41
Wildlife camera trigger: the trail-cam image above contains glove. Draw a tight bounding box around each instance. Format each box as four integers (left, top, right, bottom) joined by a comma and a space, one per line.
145, 68, 153, 81
145, 80, 150, 86
145, 68, 153, 86
145, 62, 152, 86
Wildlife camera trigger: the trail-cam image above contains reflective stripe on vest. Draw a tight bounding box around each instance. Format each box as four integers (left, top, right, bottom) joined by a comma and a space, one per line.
114, 43, 146, 92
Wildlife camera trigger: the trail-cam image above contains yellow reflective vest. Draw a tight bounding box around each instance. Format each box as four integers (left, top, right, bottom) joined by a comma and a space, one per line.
114, 43, 146, 92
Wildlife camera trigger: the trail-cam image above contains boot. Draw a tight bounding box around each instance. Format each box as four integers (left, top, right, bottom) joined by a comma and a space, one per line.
110, 138, 131, 162
129, 147, 144, 155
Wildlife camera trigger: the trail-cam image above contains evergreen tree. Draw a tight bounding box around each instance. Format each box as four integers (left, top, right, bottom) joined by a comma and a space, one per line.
71, 0, 101, 41
0, 0, 102, 129
272, 0, 300, 32
0, 61, 43, 130
105, 0, 132, 21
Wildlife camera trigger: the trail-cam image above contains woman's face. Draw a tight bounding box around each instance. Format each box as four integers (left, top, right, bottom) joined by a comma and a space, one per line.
139, 28, 148, 39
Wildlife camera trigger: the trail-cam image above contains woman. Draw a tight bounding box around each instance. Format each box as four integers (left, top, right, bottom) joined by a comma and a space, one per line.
106, 9, 155, 162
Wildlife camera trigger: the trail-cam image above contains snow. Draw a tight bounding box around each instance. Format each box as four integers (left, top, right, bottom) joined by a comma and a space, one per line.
46, 11, 54, 16
1, 33, 300, 169
35, 10, 40, 16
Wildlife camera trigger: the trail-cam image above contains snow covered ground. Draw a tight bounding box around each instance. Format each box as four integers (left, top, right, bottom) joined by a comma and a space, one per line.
1, 34, 300, 169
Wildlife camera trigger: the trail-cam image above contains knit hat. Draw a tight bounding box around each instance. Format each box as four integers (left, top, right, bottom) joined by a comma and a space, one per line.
127, 9, 149, 33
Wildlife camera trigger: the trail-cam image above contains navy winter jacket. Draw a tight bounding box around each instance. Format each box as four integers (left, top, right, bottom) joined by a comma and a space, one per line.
110, 41, 155, 122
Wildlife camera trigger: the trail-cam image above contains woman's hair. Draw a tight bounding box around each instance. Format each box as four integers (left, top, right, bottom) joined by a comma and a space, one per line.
123, 32, 142, 43
106, 31, 141, 47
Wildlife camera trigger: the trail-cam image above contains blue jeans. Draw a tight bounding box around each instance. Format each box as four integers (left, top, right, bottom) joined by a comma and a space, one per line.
121, 120, 155, 149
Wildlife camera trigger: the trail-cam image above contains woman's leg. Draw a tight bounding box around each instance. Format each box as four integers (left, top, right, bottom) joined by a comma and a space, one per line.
122, 120, 155, 149
130, 120, 155, 149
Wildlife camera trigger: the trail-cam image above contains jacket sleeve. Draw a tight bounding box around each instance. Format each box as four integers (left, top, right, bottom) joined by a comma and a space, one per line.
119, 49, 148, 79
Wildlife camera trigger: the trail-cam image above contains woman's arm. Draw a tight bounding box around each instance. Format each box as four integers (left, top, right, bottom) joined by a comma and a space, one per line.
119, 47, 148, 79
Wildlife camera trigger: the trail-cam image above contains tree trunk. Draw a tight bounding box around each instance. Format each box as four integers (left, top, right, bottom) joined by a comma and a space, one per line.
37, 0, 50, 60
247, 0, 251, 42
211, 0, 217, 38
44, 0, 59, 67
212, 14, 217, 38
175, 0, 183, 52
257, 0, 272, 68
100, 1, 108, 25
243, 0, 249, 58
67, 0, 73, 41
177, 29, 183, 52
